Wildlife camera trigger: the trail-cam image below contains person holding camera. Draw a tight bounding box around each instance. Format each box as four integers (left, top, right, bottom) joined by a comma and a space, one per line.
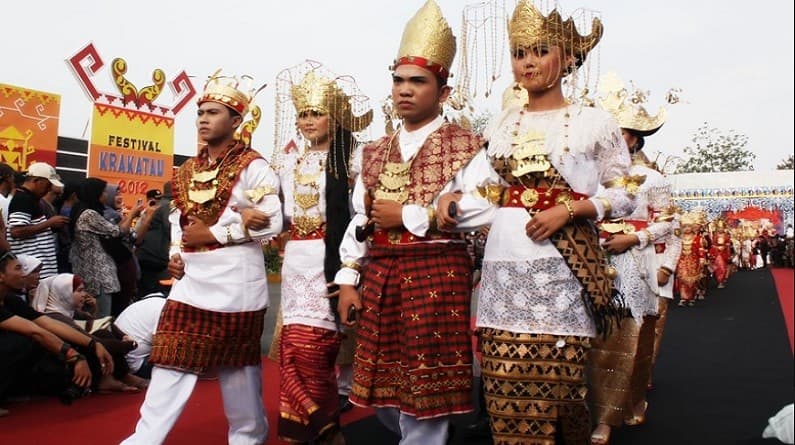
134, 188, 171, 298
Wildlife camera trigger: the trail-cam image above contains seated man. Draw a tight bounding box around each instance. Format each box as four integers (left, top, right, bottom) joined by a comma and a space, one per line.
95, 291, 167, 380
0, 250, 114, 414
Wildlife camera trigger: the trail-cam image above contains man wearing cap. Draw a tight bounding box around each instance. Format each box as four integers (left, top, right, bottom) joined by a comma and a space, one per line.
123, 72, 281, 445
133, 188, 170, 298
6, 162, 69, 279
335, 2, 488, 443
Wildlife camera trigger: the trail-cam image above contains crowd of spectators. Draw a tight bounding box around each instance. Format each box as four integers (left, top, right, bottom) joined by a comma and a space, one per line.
0, 162, 171, 417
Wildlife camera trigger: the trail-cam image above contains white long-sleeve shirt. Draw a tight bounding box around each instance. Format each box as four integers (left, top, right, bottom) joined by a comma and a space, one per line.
168, 157, 282, 312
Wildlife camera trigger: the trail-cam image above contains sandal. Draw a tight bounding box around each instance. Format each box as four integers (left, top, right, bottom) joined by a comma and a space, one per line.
591, 424, 611, 445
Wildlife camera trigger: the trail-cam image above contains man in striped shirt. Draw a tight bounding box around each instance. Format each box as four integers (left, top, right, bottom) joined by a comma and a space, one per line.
6, 162, 68, 279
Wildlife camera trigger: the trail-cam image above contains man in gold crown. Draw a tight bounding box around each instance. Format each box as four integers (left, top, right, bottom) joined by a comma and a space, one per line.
589, 75, 683, 444
122, 72, 282, 445
435, 1, 635, 443
334, 2, 486, 443
271, 62, 372, 445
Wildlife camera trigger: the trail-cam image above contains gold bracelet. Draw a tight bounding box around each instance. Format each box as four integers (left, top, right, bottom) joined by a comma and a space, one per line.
561, 200, 575, 222
597, 197, 612, 219
659, 266, 674, 275
341, 261, 361, 272
226, 226, 234, 244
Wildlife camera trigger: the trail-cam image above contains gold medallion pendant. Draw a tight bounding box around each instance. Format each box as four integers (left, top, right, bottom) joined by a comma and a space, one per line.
509, 128, 551, 177
375, 161, 412, 204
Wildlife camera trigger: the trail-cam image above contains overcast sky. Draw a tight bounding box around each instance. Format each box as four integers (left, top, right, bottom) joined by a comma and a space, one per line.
4, 0, 794, 171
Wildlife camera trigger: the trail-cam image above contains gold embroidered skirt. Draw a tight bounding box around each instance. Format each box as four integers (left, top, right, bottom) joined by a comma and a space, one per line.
587, 315, 655, 426
480, 328, 591, 445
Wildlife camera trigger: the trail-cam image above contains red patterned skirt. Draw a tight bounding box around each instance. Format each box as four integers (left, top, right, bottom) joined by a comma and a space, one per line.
150, 300, 265, 374
350, 242, 474, 419
278, 324, 342, 442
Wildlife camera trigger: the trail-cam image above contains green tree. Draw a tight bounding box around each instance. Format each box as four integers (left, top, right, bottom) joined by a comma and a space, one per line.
675, 122, 756, 173
776, 154, 794, 170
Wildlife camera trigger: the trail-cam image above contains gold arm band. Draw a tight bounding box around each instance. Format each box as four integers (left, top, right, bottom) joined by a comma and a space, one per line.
597, 197, 612, 219
341, 261, 362, 272
659, 266, 674, 276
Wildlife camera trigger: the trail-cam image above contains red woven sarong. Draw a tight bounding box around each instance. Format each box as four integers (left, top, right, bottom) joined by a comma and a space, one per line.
350, 242, 474, 419
150, 300, 265, 374
278, 324, 342, 442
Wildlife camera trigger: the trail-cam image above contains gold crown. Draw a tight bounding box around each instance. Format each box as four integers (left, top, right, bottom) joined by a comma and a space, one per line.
290, 71, 373, 133
508, 0, 602, 63
598, 72, 665, 136
394, 0, 456, 79
198, 69, 257, 116
680, 209, 707, 227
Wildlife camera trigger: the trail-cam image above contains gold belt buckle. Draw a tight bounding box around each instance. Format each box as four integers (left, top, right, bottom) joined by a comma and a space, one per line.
520, 189, 539, 208
387, 229, 402, 244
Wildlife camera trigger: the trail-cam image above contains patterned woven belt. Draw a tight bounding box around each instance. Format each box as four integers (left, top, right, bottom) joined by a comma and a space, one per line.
500, 185, 588, 211
289, 224, 326, 241
371, 229, 455, 246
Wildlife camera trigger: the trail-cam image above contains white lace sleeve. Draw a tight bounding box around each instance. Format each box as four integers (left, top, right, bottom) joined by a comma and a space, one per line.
594, 116, 634, 219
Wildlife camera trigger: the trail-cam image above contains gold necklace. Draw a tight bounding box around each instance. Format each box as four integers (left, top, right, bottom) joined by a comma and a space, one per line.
291, 149, 326, 236
188, 145, 236, 205
508, 104, 570, 180
374, 130, 414, 204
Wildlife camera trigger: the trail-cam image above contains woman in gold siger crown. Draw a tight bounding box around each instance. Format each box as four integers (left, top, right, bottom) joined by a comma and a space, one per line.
271, 61, 372, 445
437, 1, 635, 443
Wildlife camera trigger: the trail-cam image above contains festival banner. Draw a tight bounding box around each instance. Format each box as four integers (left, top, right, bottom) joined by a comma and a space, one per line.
0, 84, 60, 170
67, 42, 195, 205
89, 103, 174, 198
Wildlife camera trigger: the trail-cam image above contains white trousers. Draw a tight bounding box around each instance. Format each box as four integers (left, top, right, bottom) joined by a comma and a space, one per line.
121, 365, 268, 445
375, 407, 450, 445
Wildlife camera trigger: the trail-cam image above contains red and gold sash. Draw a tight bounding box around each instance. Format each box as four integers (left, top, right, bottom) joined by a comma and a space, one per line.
361, 123, 483, 207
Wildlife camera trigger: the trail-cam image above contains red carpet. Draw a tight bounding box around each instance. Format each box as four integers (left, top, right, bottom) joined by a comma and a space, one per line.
771, 267, 795, 353
0, 359, 373, 444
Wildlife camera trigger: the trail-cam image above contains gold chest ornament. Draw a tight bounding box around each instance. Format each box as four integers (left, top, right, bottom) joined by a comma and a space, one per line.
291, 151, 326, 237
509, 128, 551, 177
375, 160, 412, 204
189, 166, 229, 205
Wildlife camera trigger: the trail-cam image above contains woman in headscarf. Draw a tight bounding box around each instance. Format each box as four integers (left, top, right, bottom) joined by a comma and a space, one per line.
32, 273, 145, 392
69, 178, 142, 317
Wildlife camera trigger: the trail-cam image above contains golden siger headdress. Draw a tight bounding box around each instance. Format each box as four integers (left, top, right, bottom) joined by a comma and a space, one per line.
680, 209, 707, 227
198, 69, 266, 146
508, 0, 602, 66
393, 0, 456, 80
598, 72, 666, 137
274, 60, 373, 157
290, 71, 373, 133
